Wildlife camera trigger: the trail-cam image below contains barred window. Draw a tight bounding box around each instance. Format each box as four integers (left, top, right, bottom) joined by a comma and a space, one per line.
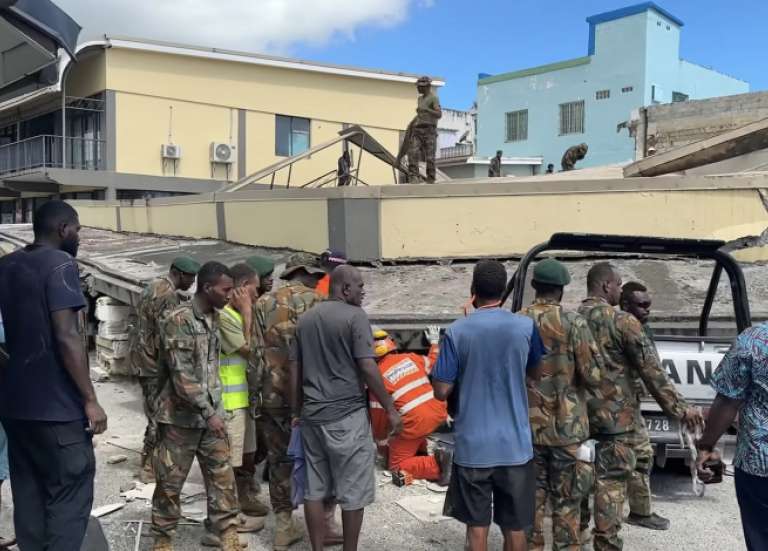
559, 101, 585, 135
622, 86, 634, 93
505, 109, 528, 142
596, 90, 610, 100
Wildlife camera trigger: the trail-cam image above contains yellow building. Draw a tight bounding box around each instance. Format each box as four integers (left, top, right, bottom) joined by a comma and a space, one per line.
0, 30, 442, 222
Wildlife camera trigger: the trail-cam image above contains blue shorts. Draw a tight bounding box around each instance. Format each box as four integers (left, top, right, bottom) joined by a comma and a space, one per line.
0, 422, 8, 480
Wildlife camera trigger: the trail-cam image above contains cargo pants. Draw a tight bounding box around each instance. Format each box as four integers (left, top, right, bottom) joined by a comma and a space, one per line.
529, 443, 595, 551
139, 376, 161, 462
408, 125, 437, 183
626, 421, 654, 517
151, 423, 239, 537
258, 410, 294, 513
593, 433, 637, 551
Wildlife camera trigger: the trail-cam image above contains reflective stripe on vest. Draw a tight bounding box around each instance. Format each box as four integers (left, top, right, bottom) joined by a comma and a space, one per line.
219, 306, 249, 411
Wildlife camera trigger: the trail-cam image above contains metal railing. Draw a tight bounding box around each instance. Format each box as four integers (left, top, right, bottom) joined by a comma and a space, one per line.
438, 143, 473, 159
0, 135, 105, 177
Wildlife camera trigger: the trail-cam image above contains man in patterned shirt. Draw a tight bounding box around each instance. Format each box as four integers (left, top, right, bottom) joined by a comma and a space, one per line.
697, 325, 768, 551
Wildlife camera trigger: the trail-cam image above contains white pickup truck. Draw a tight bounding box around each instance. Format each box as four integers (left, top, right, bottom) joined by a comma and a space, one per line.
505, 233, 746, 465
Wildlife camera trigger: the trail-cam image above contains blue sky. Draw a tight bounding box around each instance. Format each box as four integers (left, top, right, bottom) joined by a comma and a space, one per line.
290, 0, 766, 110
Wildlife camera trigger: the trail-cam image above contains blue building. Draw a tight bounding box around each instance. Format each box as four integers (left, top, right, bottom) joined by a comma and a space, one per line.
476, 2, 749, 170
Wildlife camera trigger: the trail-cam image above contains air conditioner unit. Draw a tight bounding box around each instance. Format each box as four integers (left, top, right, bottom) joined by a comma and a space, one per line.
210, 142, 235, 164
161, 144, 182, 159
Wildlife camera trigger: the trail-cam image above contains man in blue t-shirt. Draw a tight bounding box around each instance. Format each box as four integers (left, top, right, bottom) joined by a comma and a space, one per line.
0, 201, 107, 551
432, 260, 544, 551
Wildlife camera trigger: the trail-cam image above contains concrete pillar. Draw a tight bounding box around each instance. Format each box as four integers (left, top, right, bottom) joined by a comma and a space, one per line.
327, 198, 381, 261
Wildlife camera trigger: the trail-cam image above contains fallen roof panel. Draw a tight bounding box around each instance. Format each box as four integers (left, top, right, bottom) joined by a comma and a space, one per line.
624, 116, 768, 177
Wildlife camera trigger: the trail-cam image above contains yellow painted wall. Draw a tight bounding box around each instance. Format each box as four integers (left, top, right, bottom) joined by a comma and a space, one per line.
73, 204, 118, 230
100, 47, 414, 184
224, 200, 328, 251
104, 48, 415, 130
119, 206, 150, 234
379, 189, 768, 258
146, 203, 218, 239
115, 92, 237, 180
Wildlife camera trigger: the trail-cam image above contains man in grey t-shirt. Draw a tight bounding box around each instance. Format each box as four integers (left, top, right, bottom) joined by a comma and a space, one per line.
290, 265, 402, 551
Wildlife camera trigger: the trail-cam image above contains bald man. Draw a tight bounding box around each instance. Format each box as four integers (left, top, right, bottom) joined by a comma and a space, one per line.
290, 266, 402, 551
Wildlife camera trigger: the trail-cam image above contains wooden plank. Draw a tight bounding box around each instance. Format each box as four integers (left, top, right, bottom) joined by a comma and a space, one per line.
624, 116, 768, 177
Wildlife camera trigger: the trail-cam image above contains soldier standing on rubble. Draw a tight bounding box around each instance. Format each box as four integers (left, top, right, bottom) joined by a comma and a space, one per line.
405, 76, 442, 183
561, 143, 588, 171
519, 259, 603, 551
619, 281, 670, 531
578, 263, 703, 551
252, 253, 342, 550
130, 256, 199, 483
151, 262, 242, 551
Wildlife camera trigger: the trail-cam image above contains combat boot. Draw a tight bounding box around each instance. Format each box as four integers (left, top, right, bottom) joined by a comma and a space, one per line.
237, 473, 269, 517
626, 512, 670, 530
152, 535, 174, 551
221, 526, 247, 551
273, 511, 304, 550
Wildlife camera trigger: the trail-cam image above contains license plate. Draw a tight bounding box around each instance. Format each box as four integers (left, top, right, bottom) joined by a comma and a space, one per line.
645, 415, 677, 433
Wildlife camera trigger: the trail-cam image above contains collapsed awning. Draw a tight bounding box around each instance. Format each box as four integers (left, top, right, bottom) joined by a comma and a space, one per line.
0, 0, 80, 99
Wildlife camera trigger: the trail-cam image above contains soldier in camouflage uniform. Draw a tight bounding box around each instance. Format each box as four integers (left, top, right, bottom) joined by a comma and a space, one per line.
403, 76, 442, 184
151, 262, 243, 551
130, 256, 199, 483
578, 263, 703, 551
561, 143, 588, 171
252, 253, 325, 550
620, 282, 670, 531
519, 259, 603, 551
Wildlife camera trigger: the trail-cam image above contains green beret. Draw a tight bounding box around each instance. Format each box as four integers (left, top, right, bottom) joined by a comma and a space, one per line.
532, 258, 571, 287
246, 256, 275, 278
171, 256, 201, 275
280, 252, 325, 280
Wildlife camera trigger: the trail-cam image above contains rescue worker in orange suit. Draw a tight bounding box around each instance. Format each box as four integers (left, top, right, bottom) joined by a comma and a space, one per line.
369, 326, 452, 484
315, 249, 347, 298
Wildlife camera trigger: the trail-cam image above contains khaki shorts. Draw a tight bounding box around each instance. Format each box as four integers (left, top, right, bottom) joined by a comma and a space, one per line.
224, 409, 247, 467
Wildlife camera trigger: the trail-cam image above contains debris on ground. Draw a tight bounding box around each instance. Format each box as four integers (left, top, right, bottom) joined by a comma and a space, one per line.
106, 455, 128, 465
91, 503, 126, 518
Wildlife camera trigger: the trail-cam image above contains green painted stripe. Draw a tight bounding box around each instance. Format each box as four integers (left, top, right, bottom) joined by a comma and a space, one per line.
478, 56, 591, 85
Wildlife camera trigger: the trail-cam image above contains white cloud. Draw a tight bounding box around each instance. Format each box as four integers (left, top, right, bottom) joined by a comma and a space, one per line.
55, 0, 427, 53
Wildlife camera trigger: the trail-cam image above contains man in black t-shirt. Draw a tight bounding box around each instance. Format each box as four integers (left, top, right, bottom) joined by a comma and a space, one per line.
0, 200, 107, 551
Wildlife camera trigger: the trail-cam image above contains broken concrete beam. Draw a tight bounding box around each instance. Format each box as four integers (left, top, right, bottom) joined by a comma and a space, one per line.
624, 116, 768, 177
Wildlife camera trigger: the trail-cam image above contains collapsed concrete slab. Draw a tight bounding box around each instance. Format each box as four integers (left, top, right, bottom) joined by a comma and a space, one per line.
624, 116, 768, 177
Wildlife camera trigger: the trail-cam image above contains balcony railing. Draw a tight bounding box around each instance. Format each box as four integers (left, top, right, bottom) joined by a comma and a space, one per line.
438, 143, 474, 160
0, 135, 105, 177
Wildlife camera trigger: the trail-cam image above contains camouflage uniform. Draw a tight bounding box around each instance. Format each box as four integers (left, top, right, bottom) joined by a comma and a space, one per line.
252, 281, 321, 513
407, 90, 441, 183
520, 299, 603, 551
151, 300, 239, 538
578, 297, 689, 551
129, 277, 183, 464
561, 144, 588, 171
627, 324, 656, 517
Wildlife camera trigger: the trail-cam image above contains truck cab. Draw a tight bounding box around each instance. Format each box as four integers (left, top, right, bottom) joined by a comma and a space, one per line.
506, 233, 748, 465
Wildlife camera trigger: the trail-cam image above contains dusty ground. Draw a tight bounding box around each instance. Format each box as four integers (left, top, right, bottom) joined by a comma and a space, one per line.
0, 377, 747, 550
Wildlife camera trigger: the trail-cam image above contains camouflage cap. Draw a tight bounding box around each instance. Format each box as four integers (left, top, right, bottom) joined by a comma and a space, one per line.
280, 252, 325, 280
246, 255, 275, 278
416, 75, 432, 86
171, 256, 201, 275
532, 258, 571, 287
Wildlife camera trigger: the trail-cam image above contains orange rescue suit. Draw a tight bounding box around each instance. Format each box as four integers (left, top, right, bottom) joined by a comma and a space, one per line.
315, 274, 330, 298
369, 345, 447, 480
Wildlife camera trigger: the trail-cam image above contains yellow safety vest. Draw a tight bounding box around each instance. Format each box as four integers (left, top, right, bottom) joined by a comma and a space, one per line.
219, 306, 249, 411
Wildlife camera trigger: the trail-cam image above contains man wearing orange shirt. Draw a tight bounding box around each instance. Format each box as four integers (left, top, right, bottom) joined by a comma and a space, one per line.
315, 249, 347, 298
369, 327, 451, 483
